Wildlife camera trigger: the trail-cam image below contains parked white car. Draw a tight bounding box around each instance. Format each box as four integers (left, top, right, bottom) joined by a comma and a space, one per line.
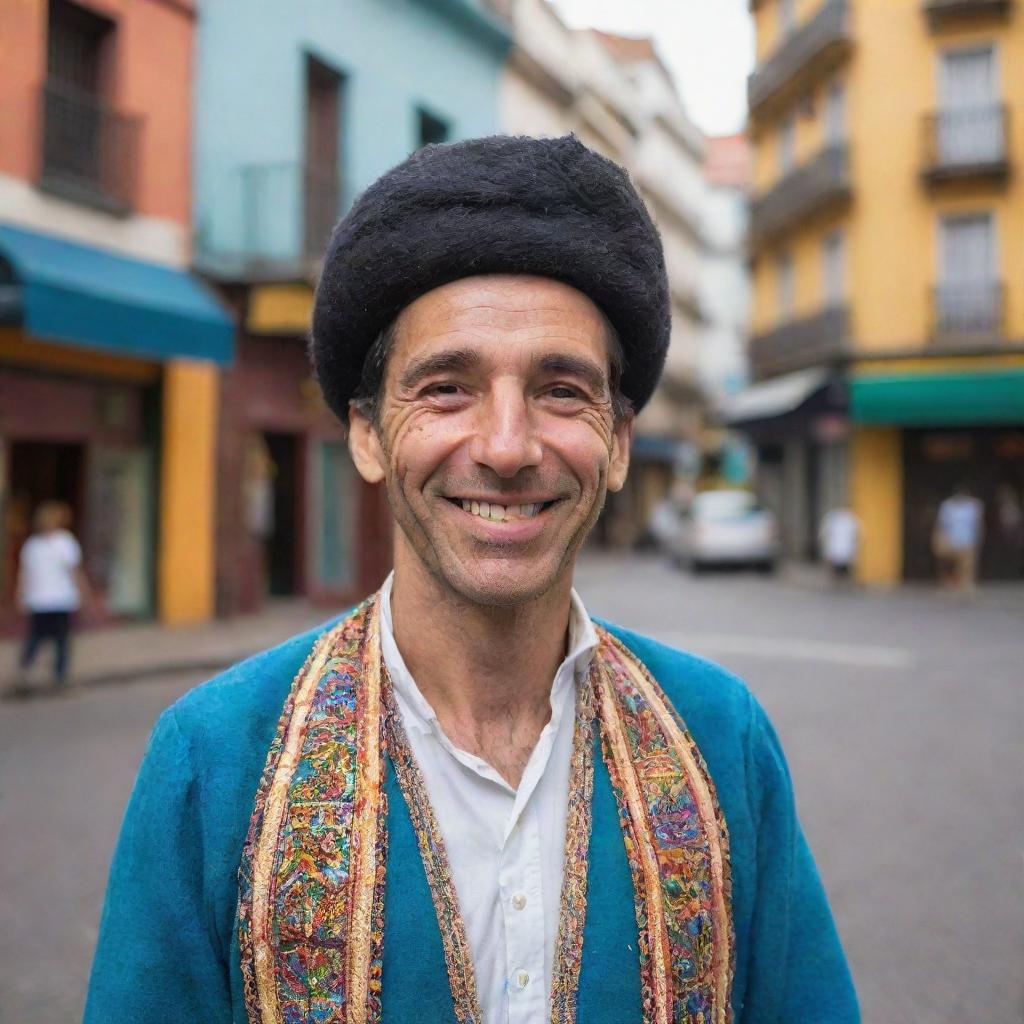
655, 489, 779, 573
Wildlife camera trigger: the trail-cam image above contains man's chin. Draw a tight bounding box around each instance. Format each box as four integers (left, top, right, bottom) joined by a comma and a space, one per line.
432, 556, 568, 609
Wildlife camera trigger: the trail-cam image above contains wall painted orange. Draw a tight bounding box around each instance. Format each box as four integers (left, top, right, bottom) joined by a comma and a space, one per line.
0, 0, 196, 226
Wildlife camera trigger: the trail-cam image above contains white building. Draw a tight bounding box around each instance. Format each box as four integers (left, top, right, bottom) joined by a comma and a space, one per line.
494, 0, 710, 544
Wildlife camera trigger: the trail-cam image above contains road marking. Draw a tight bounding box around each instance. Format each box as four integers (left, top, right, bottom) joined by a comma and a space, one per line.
658, 632, 917, 669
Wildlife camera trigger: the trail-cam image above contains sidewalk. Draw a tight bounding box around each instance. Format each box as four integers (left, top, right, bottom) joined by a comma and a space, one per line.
1, 600, 334, 692
778, 559, 1024, 609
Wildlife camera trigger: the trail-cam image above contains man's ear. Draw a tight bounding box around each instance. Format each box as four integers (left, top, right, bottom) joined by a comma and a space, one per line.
348, 405, 386, 484
607, 413, 633, 493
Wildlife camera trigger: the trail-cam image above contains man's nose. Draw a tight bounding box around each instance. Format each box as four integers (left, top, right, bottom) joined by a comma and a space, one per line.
467, 388, 543, 478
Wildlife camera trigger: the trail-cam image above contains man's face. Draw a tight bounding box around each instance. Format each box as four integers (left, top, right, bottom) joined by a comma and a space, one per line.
348, 274, 632, 608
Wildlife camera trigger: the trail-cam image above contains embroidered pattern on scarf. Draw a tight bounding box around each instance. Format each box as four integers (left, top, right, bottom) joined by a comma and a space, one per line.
237, 595, 733, 1024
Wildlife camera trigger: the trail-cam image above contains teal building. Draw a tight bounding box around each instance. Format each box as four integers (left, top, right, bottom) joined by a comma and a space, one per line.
192, 0, 511, 616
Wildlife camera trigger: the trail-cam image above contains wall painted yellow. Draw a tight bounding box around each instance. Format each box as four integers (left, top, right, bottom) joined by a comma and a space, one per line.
850, 427, 902, 585
848, 0, 1024, 351
751, 0, 1024, 351
247, 283, 314, 336
158, 360, 218, 624
752, 208, 848, 333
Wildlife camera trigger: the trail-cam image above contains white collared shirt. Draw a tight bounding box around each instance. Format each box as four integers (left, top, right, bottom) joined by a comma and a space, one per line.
379, 573, 598, 1024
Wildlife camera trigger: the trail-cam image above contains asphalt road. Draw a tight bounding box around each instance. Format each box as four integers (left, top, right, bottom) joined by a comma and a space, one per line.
1, 555, 1021, 1023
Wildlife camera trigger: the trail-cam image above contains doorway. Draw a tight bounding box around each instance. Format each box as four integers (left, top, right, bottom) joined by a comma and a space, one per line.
262, 432, 301, 597
4, 441, 85, 605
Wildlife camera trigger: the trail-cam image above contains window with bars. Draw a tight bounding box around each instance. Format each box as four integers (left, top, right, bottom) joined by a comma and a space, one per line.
41, 0, 137, 212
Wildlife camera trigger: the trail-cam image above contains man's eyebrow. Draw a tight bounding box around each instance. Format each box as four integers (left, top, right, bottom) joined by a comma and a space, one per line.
397, 348, 482, 391
535, 354, 609, 395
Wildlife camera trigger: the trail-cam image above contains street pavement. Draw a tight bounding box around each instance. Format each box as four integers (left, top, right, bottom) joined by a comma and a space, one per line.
1, 553, 1021, 1023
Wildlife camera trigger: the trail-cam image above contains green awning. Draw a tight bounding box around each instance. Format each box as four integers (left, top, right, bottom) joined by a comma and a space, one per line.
0, 222, 234, 363
851, 368, 1024, 426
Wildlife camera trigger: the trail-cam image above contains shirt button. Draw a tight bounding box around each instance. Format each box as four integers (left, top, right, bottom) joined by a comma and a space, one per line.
516, 970, 530, 989
512, 893, 527, 911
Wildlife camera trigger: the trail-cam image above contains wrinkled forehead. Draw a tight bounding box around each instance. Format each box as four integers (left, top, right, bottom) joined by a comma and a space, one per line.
389, 274, 617, 371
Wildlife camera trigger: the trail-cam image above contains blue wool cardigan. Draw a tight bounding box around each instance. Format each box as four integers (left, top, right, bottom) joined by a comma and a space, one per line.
83, 620, 859, 1023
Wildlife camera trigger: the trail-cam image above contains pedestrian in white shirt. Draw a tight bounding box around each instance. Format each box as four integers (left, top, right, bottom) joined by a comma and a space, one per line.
15, 501, 88, 691
934, 486, 984, 594
820, 507, 860, 581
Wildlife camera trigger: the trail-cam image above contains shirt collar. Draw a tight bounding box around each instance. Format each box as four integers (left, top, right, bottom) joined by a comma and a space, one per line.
378, 571, 599, 736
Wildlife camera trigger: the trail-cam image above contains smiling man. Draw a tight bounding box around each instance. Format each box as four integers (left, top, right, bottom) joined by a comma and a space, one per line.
85, 136, 858, 1024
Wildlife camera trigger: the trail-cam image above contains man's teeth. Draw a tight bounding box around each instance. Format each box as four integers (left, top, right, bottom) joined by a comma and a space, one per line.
459, 499, 544, 522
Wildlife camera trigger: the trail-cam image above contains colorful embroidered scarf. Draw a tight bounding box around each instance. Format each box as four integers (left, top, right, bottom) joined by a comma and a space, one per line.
238, 595, 734, 1024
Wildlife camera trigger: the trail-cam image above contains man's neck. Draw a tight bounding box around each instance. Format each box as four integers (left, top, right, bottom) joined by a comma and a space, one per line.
388, 558, 575, 787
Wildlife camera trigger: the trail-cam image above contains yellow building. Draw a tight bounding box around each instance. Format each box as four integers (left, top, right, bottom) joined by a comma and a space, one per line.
736, 0, 1024, 584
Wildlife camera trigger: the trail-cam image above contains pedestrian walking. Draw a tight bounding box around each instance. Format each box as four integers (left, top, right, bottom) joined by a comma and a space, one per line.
85, 136, 858, 1024
933, 485, 985, 593
819, 506, 860, 581
14, 501, 88, 692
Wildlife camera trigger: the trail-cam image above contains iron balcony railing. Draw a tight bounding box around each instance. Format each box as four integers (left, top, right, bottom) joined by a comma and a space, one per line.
749, 305, 850, 381
921, 105, 1009, 183
923, 0, 1011, 30
39, 79, 141, 215
750, 144, 851, 246
748, 0, 852, 116
239, 162, 341, 277
932, 281, 1004, 343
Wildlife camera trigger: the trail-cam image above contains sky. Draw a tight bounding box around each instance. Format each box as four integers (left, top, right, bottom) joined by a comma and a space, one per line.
549, 0, 755, 138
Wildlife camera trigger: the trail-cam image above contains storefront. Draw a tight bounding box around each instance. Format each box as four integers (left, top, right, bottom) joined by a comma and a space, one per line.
724, 368, 850, 560
850, 358, 1024, 582
0, 223, 234, 625
214, 284, 391, 617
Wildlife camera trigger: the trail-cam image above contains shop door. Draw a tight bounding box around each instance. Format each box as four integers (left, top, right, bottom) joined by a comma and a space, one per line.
263, 432, 301, 597
4, 441, 85, 605
904, 429, 1024, 581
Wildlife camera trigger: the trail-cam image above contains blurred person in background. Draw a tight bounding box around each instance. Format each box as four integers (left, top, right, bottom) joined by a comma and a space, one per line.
819, 506, 860, 583
934, 485, 984, 594
12, 500, 89, 693
85, 136, 858, 1024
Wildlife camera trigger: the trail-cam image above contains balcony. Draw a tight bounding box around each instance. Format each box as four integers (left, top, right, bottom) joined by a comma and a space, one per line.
38, 79, 141, 216
931, 282, 1004, 346
750, 144, 851, 247
923, 0, 1011, 30
748, 0, 852, 117
198, 162, 342, 281
749, 306, 850, 380
921, 105, 1009, 185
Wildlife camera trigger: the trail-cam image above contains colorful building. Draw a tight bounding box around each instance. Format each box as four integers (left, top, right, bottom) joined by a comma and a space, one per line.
192, 0, 511, 615
0, 0, 233, 626
496, 0, 710, 546
735, 0, 1024, 582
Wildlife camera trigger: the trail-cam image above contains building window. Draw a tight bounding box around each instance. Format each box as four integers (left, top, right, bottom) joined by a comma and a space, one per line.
938, 212, 999, 335
41, 0, 138, 212
778, 112, 797, 174
316, 441, 357, 589
776, 252, 795, 324
937, 45, 1001, 166
417, 107, 450, 148
822, 231, 845, 307
304, 56, 344, 260
824, 81, 846, 147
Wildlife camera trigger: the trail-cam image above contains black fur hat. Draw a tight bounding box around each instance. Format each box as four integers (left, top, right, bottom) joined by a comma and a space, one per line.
311, 134, 670, 417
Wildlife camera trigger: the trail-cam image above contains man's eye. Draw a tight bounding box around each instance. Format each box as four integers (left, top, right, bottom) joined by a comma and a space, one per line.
548, 386, 581, 400
427, 383, 461, 396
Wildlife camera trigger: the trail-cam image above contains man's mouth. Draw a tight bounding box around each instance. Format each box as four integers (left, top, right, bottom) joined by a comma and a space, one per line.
444, 497, 557, 523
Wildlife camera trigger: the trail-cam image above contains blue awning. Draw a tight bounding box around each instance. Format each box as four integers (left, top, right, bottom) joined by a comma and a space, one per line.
0, 223, 234, 363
